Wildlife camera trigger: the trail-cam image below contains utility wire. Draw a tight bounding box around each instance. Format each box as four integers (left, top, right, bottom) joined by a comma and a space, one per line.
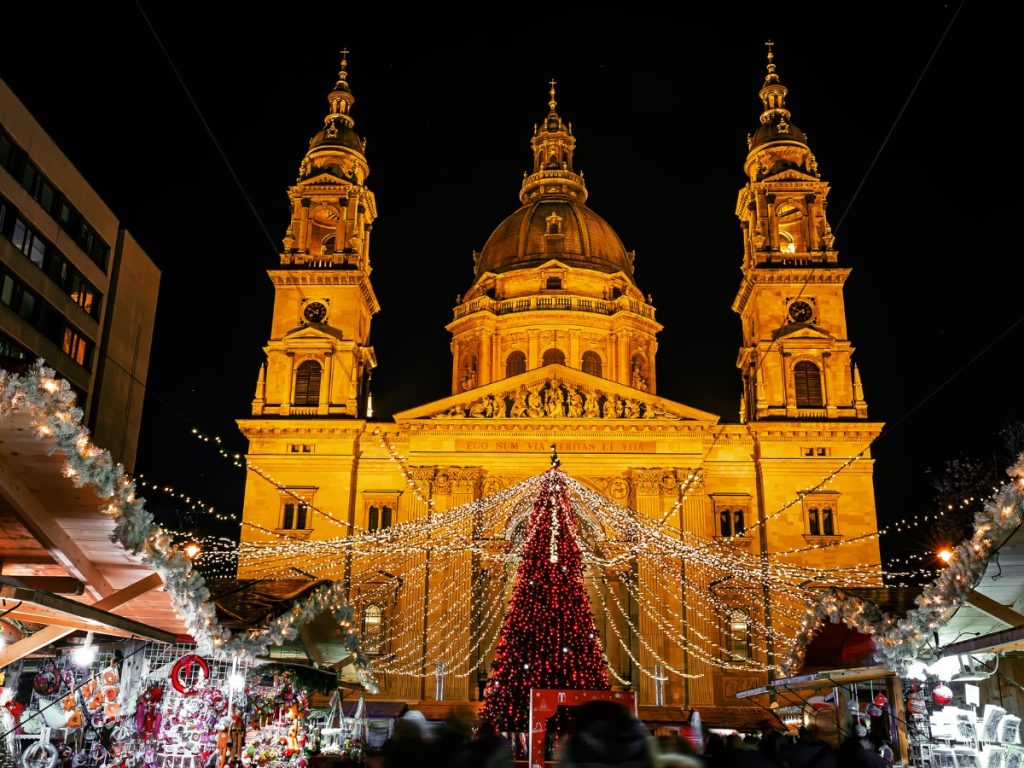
133, 1, 279, 258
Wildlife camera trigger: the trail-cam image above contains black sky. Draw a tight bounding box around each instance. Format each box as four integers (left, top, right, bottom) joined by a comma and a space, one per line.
2, 4, 1015, 562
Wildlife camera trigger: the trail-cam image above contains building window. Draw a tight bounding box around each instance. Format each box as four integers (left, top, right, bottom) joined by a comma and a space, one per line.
727, 610, 750, 660
581, 351, 602, 377
293, 360, 322, 406
364, 604, 384, 655
368, 505, 393, 531
718, 508, 746, 537
545, 276, 562, 290
542, 348, 565, 366
278, 487, 316, 532
282, 501, 309, 530
805, 497, 838, 536
793, 361, 823, 407
506, 350, 526, 377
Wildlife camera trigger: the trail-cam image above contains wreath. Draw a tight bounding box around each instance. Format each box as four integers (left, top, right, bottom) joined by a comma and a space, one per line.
22, 742, 59, 768
33, 661, 60, 696
171, 654, 210, 696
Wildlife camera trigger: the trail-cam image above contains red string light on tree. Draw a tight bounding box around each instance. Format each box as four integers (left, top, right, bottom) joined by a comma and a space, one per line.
479, 462, 609, 733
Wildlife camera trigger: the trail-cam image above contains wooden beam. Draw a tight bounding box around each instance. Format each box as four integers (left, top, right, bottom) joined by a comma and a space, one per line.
0, 453, 115, 599
967, 590, 1024, 627
0, 610, 137, 638
0, 572, 166, 666
1, 576, 85, 595
298, 624, 326, 666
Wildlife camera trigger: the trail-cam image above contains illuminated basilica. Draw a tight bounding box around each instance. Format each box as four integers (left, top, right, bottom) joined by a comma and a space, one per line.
237, 48, 883, 712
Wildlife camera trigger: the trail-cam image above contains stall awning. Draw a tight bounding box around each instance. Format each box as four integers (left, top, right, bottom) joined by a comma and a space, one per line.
636, 705, 784, 731
941, 623, 1024, 656
735, 665, 895, 699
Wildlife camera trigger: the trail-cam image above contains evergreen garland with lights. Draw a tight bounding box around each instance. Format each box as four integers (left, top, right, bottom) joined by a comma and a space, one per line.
479, 464, 609, 732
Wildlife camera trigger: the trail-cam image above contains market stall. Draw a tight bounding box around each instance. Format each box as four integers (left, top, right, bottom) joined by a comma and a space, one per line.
736, 665, 908, 764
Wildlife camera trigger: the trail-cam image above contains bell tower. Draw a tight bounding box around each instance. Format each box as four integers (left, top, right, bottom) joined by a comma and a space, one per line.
252, 52, 379, 418
733, 43, 868, 422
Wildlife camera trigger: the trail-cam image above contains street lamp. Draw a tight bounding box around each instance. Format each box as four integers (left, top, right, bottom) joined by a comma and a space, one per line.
937, 548, 954, 564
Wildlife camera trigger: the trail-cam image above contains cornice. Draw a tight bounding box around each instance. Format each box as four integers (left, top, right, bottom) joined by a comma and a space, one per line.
746, 422, 884, 441
732, 267, 850, 314
236, 418, 367, 439
268, 270, 380, 314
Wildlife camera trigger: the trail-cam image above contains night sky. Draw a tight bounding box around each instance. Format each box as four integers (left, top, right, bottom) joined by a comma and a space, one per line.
2, 5, 1014, 563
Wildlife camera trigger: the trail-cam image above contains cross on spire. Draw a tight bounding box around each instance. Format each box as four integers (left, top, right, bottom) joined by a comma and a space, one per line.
549, 78, 557, 111
765, 40, 776, 74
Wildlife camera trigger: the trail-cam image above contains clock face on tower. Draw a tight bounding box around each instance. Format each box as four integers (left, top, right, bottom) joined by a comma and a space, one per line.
787, 299, 814, 324
303, 301, 328, 324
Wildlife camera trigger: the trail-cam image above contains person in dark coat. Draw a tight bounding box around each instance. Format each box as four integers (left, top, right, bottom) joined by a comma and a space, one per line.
836, 725, 886, 768
780, 725, 840, 768
556, 700, 654, 768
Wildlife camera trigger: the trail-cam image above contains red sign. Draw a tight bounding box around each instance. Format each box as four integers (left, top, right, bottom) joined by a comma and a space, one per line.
527, 689, 637, 768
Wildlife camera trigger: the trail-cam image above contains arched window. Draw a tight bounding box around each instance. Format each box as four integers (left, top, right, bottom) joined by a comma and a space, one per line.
506, 350, 526, 377
542, 348, 566, 366
808, 507, 820, 536
364, 604, 384, 655
582, 351, 602, 377
728, 611, 750, 660
733, 510, 745, 535
793, 361, 823, 407
368, 505, 379, 531
294, 361, 322, 406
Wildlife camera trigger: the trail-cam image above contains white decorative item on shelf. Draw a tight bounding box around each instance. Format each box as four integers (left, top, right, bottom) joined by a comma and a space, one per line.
932, 709, 959, 740
1003, 716, 1022, 745
958, 711, 980, 742
933, 746, 957, 768
954, 747, 982, 768
982, 706, 1007, 743
1005, 746, 1024, 768
983, 745, 1007, 768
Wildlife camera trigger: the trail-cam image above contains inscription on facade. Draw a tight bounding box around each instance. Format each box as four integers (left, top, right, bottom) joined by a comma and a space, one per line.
456, 439, 656, 453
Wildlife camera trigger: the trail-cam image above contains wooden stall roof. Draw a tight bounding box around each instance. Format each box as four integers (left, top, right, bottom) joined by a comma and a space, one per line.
0, 408, 187, 665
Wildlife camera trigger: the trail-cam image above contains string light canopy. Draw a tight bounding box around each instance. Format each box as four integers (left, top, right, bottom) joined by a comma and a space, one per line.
8, 359, 1013, 689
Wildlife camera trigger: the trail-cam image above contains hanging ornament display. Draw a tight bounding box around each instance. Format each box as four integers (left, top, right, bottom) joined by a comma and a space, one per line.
33, 660, 60, 696
21, 739, 59, 768
932, 683, 953, 705
171, 653, 210, 696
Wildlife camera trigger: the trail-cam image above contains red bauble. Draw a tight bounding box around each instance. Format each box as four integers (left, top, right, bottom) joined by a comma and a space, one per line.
932, 684, 953, 705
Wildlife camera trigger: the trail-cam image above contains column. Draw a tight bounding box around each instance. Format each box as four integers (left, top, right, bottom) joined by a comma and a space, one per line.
297, 200, 311, 253
320, 351, 333, 415
479, 332, 492, 386
282, 352, 296, 415
617, 331, 629, 385
680, 487, 715, 706
569, 330, 580, 370
629, 469, 668, 704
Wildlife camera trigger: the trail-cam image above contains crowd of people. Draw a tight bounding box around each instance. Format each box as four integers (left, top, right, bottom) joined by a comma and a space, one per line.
369, 702, 893, 767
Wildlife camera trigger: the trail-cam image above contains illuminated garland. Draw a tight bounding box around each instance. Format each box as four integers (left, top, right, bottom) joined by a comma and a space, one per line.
782, 459, 1024, 674
0, 362, 378, 693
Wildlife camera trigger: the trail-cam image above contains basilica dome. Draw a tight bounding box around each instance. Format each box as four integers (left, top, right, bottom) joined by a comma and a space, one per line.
475, 199, 634, 279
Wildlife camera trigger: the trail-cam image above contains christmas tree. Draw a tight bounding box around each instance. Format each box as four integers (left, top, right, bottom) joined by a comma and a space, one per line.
480, 463, 609, 732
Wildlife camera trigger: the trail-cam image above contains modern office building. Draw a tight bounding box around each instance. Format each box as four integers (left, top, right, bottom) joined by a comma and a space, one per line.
0, 78, 159, 473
